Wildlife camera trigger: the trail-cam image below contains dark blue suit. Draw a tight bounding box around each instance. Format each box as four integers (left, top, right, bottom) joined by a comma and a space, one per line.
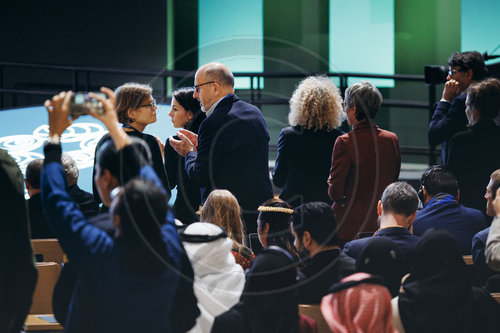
428, 93, 467, 164
413, 193, 489, 255
185, 94, 273, 233
343, 227, 419, 269
472, 227, 498, 285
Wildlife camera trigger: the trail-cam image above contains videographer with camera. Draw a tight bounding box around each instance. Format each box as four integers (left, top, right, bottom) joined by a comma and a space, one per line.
427, 51, 488, 164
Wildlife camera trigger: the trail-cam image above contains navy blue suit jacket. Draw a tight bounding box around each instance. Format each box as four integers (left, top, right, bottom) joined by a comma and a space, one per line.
185, 94, 273, 212
428, 93, 467, 164
413, 194, 489, 255
472, 227, 498, 285
343, 226, 419, 269
273, 125, 343, 207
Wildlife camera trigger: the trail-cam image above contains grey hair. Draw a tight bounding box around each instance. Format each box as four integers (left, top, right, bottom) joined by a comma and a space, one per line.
381, 182, 418, 217
288, 76, 344, 131
345, 80, 383, 121
61, 153, 79, 186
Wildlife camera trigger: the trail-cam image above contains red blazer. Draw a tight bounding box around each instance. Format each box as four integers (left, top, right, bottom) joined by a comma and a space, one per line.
328, 121, 401, 241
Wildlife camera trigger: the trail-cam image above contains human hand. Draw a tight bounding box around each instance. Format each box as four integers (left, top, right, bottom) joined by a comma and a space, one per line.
89, 87, 131, 150
169, 132, 195, 157
88, 87, 118, 130
442, 79, 461, 102
494, 188, 500, 217
178, 129, 198, 148
44, 91, 75, 138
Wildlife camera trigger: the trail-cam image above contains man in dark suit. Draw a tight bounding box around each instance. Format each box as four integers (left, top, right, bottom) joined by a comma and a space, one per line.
428, 51, 487, 164
472, 169, 500, 286
25, 158, 54, 238
446, 78, 500, 213
413, 166, 489, 255
170, 63, 273, 237
343, 182, 420, 269
291, 202, 355, 304
25, 155, 99, 239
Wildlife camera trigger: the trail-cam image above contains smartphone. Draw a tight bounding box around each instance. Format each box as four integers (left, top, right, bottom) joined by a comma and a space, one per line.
69, 92, 105, 116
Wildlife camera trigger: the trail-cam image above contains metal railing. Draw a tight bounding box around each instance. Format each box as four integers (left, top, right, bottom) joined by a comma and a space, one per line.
0, 61, 439, 164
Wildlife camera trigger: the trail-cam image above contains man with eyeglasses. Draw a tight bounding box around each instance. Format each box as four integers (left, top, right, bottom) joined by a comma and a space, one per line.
428, 51, 487, 164
170, 62, 273, 246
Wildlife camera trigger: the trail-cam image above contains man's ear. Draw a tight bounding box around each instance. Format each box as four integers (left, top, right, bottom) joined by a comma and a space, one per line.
473, 108, 480, 123
263, 223, 270, 234
456, 189, 460, 202
302, 231, 312, 248
407, 211, 417, 228
377, 200, 383, 216
25, 179, 31, 191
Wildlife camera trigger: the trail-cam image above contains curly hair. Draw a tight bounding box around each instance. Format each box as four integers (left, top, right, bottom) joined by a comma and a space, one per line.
288, 76, 344, 131
115, 82, 153, 124
200, 189, 246, 251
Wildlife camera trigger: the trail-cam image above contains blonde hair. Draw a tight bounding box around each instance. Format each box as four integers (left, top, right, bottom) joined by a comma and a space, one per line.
200, 189, 246, 250
288, 76, 344, 131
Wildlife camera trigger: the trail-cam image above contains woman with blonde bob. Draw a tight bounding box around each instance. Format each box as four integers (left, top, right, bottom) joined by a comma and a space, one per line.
200, 189, 255, 270
273, 76, 344, 207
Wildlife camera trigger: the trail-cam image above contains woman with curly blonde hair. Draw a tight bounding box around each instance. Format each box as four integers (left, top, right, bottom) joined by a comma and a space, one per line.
273, 76, 344, 207
201, 189, 255, 270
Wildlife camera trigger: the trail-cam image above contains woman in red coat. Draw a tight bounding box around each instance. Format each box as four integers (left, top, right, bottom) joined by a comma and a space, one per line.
328, 81, 400, 244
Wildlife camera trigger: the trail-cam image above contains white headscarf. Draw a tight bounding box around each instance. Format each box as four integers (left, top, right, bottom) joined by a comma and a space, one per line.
182, 222, 245, 333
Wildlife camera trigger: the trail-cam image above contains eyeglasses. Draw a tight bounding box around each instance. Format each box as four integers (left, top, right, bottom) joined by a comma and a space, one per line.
448, 68, 466, 78
139, 99, 156, 110
193, 81, 216, 93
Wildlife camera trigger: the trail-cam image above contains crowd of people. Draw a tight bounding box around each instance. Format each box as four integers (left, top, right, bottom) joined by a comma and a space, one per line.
2, 51, 500, 333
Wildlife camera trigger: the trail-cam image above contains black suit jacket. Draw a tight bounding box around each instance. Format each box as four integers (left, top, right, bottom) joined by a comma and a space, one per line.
428, 93, 467, 164
273, 125, 343, 207
296, 248, 355, 304
28, 193, 55, 239
446, 119, 500, 212
185, 94, 273, 217
343, 226, 419, 269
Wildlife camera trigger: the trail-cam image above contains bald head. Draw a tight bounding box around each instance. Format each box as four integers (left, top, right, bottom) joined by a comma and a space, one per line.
194, 63, 235, 111
197, 63, 235, 90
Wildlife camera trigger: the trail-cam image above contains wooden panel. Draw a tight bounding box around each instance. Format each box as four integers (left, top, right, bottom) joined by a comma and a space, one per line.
299, 304, 330, 333
31, 239, 65, 264
30, 262, 61, 314
24, 314, 63, 331
463, 255, 474, 265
